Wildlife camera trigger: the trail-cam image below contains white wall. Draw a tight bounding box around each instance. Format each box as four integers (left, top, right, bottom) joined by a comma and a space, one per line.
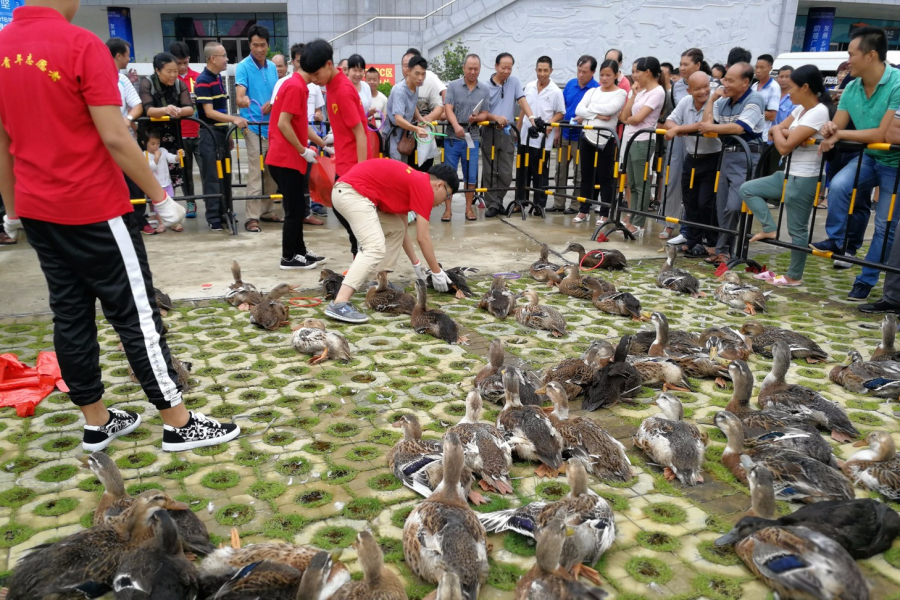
73, 5, 165, 62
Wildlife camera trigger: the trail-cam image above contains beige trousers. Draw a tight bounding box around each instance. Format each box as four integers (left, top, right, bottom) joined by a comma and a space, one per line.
244, 128, 278, 221
333, 183, 407, 291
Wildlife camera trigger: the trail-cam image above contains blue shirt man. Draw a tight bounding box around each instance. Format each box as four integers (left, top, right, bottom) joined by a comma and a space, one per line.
551, 55, 598, 212
235, 53, 277, 138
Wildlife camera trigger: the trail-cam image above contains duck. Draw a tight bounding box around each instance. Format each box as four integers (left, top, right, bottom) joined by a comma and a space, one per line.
198, 529, 350, 600
330, 531, 406, 600
320, 268, 344, 301
497, 368, 564, 478
80, 451, 214, 558
291, 318, 352, 364
297, 552, 343, 600
658, 244, 704, 297
700, 326, 752, 362
478, 276, 517, 319
402, 431, 489, 600
513, 516, 610, 600
740, 321, 829, 363
715, 496, 900, 560
829, 350, 900, 399
514, 289, 567, 338
540, 344, 605, 400
759, 340, 859, 442
557, 265, 615, 300
842, 431, 900, 500
474, 338, 543, 406
872, 314, 900, 361
562, 241, 627, 271
743, 456, 778, 519
630, 312, 702, 356
540, 382, 632, 482
530, 243, 562, 285
153, 287, 174, 316
365, 270, 416, 315
628, 356, 694, 392
583, 278, 645, 321
250, 283, 295, 330
714, 270, 768, 315
226, 260, 263, 311
112, 509, 199, 600
446, 390, 514, 494
424, 572, 463, 600
734, 526, 869, 600
714, 411, 853, 503
582, 335, 643, 411
427, 265, 477, 299
6, 491, 189, 600
412, 280, 468, 344
633, 393, 707, 485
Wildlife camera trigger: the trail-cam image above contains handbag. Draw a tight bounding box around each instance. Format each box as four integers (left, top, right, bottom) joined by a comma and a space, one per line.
308, 156, 336, 207
396, 129, 416, 156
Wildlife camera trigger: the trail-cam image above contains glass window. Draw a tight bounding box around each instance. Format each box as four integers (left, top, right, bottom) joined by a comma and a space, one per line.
274, 14, 288, 37
161, 16, 175, 37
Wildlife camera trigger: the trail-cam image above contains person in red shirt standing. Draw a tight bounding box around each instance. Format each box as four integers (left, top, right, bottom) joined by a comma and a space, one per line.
170, 41, 202, 218
0, 0, 239, 452
323, 159, 458, 323
266, 68, 327, 270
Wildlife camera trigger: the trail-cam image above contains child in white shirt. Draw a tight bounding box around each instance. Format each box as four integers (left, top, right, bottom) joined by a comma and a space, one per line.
145, 130, 182, 232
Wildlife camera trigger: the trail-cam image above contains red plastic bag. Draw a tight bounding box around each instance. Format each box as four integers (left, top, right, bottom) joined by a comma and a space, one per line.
309, 155, 336, 207
0, 352, 68, 417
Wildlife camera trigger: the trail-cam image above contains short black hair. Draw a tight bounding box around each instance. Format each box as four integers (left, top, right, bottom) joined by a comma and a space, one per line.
106, 37, 130, 58
757, 54, 774, 65
577, 55, 597, 72
152, 52, 177, 72
606, 48, 623, 63
405, 48, 422, 57
851, 25, 888, 62
711, 63, 726, 77
726, 47, 752, 68
536, 55, 552, 68
248, 24, 270, 44
408, 55, 428, 71
290, 43, 304, 62
495, 52, 514, 66
429, 163, 459, 196
169, 41, 190, 60
366, 66, 379, 75
348, 54, 366, 70
300, 39, 333, 73
661, 62, 674, 72
778, 65, 794, 74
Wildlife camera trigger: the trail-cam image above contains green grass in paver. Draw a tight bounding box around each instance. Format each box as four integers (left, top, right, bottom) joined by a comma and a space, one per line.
175, 494, 206, 512
342, 497, 383, 520
391, 506, 415, 529
201, 469, 240, 490
693, 573, 745, 600
367, 473, 402, 491
249, 481, 287, 501
535, 481, 570, 501
503, 532, 537, 557
487, 559, 526, 591
625, 556, 673, 584
312, 525, 356, 549
296, 489, 333, 508
33, 497, 80, 517
699, 540, 742, 566
643, 502, 687, 525
115, 451, 157, 470
0, 487, 36, 508
160, 459, 199, 480
322, 465, 358, 485
36, 464, 78, 482
77, 476, 104, 493
276, 457, 311, 476
126, 482, 165, 495
0, 524, 35, 548
636, 531, 680, 552
263, 514, 308, 541
215, 503, 255, 526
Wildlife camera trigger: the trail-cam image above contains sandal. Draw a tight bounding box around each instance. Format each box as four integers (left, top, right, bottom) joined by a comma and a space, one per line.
245, 219, 261, 233
771, 275, 803, 287
260, 214, 284, 223
752, 270, 776, 281
170, 223, 183, 233
465, 211, 477, 221
572, 214, 589, 223
441, 211, 452, 222
659, 227, 673, 239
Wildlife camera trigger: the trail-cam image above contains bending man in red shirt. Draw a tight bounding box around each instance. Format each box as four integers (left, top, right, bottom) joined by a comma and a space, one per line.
324, 159, 458, 323
0, 0, 239, 453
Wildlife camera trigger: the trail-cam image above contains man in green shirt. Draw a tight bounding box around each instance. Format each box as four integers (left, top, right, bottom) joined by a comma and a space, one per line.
813, 26, 900, 301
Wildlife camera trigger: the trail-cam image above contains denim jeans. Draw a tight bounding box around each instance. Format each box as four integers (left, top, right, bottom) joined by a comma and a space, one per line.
443, 138, 479, 185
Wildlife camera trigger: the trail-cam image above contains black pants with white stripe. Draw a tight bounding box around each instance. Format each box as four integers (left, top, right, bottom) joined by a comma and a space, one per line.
21, 212, 183, 410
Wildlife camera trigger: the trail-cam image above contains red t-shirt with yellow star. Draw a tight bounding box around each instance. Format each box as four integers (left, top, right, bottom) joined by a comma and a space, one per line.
325, 70, 370, 177
338, 158, 434, 220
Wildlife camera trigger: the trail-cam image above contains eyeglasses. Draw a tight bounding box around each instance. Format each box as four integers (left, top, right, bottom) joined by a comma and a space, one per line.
443, 183, 452, 202
212, 54, 227, 58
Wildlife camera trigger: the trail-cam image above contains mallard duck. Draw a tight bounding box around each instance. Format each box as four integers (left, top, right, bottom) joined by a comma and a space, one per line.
424, 572, 463, 600
497, 368, 564, 478
513, 516, 609, 600
633, 393, 707, 485
427, 266, 477, 299
540, 344, 604, 400
714, 270, 768, 314
7, 491, 188, 600
81, 451, 214, 558
583, 335, 642, 411
250, 283, 295, 330
540, 382, 632, 482
829, 351, 900, 399
403, 431, 489, 600
658, 244, 704, 297
475, 338, 543, 406
700, 326, 752, 361
872, 314, 900, 361
515, 289, 567, 338
199, 529, 350, 600
295, 552, 335, 600
153, 287, 174, 316
744, 456, 777, 519
112, 509, 199, 599
740, 321, 829, 363
365, 270, 415, 315
412, 280, 468, 344
478, 276, 517, 319
583, 278, 645, 321
531, 243, 562, 285
330, 531, 406, 600
447, 390, 514, 494
734, 526, 868, 600
562, 241, 627, 271
628, 356, 694, 392
843, 431, 900, 500
630, 312, 701, 356
715, 411, 853, 503
291, 318, 352, 364
320, 268, 344, 300
226, 260, 264, 311
716, 497, 900, 560
557, 265, 614, 300
760, 341, 859, 442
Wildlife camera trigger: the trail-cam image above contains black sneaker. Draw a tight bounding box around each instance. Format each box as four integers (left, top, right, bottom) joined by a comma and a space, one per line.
484, 207, 500, 218
208, 222, 224, 231
305, 251, 326, 265
859, 298, 900, 314
280, 254, 317, 270
162, 411, 240, 452
83, 408, 141, 452
847, 282, 873, 302
563, 207, 578, 215
544, 206, 560, 213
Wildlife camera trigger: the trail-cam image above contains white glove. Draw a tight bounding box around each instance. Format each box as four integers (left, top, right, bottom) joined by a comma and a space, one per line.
431, 269, 451, 292
324, 132, 334, 146
323, 146, 335, 156
152, 194, 186, 227
3, 215, 23, 240
412, 261, 426, 282
301, 147, 318, 164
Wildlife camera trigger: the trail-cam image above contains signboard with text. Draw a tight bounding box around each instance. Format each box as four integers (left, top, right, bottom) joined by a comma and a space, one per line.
107, 7, 135, 61
370, 64, 396, 85
802, 7, 836, 52
0, 0, 24, 33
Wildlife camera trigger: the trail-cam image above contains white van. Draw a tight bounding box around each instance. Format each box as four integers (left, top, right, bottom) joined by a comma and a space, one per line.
773, 51, 900, 87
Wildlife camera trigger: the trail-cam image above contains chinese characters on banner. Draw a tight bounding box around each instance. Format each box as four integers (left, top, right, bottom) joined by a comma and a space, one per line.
0, 0, 25, 32
369, 64, 396, 85
107, 7, 135, 61
802, 7, 835, 52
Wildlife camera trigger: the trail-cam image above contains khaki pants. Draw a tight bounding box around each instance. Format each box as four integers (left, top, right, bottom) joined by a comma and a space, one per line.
244, 128, 278, 222
332, 183, 406, 291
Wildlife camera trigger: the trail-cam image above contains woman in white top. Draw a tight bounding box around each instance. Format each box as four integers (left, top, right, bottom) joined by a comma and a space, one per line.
348, 54, 373, 115
572, 59, 628, 224
739, 65, 834, 286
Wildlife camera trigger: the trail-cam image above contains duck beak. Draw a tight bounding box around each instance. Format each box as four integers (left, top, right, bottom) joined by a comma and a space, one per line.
329, 548, 344, 561
852, 439, 869, 447
291, 324, 303, 331
841, 355, 853, 367
534, 387, 547, 395
391, 420, 403, 429
565, 526, 576, 537
714, 530, 741, 546
165, 499, 191, 511
640, 312, 652, 321
77, 455, 90, 468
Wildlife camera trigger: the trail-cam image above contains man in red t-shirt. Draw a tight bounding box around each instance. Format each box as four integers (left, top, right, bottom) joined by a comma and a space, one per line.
301, 39, 370, 259
170, 41, 202, 216
0, 0, 239, 453
324, 159, 459, 323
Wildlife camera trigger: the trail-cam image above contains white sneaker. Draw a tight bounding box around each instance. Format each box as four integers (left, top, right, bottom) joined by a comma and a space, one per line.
834, 252, 856, 270
667, 234, 686, 246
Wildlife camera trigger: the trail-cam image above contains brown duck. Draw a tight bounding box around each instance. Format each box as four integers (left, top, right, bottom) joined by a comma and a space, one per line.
330, 531, 406, 600
531, 243, 562, 285
412, 279, 467, 344
250, 283, 295, 330
226, 260, 264, 310
320, 268, 344, 300
583, 277, 645, 321
478, 276, 517, 319
557, 265, 615, 300
562, 241, 627, 270
365, 270, 415, 314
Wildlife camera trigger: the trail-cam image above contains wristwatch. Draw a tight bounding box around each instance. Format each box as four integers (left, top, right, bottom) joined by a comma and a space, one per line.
126, 115, 134, 122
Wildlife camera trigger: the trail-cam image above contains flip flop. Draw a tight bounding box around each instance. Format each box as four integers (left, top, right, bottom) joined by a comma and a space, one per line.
465, 212, 477, 221
441, 213, 452, 222
245, 219, 261, 233
771, 275, 802, 287
260, 215, 284, 223
170, 223, 184, 232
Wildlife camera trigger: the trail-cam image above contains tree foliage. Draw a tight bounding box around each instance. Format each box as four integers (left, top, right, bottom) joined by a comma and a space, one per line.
429, 39, 470, 83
